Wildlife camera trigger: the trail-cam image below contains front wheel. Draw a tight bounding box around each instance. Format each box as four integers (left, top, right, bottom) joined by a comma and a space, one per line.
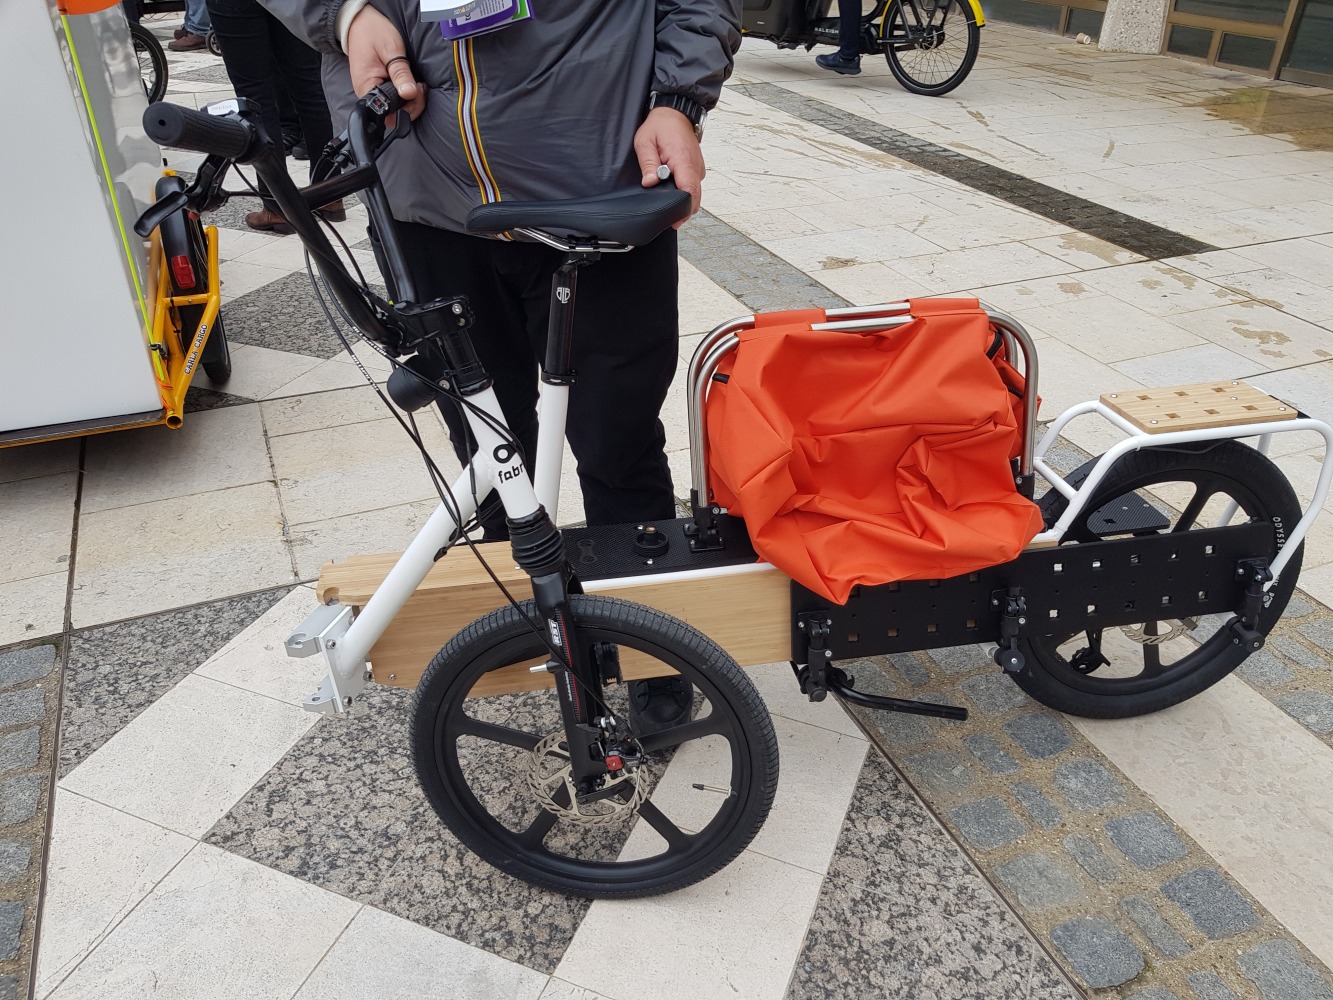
882, 0, 980, 97
1014, 442, 1303, 718
411, 595, 780, 898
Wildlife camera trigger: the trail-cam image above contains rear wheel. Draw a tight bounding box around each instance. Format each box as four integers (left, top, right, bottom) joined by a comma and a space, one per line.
882, 0, 980, 97
200, 314, 232, 383
1014, 442, 1302, 718
411, 596, 779, 898
130, 23, 168, 104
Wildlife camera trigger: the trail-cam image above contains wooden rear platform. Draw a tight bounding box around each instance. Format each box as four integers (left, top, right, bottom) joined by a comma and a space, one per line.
1101, 380, 1296, 433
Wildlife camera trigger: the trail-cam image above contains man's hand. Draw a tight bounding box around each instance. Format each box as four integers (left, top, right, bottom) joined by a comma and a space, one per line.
346, 5, 426, 121
634, 107, 705, 229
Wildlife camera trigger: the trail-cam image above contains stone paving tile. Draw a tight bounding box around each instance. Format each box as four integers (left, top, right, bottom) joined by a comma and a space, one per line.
205, 684, 595, 974
1238, 939, 1333, 1000
1063, 832, 1120, 885
1012, 781, 1064, 830
949, 797, 1028, 852
1187, 969, 1241, 1000
59, 587, 290, 776
962, 733, 1019, 775
1162, 868, 1260, 940
1122, 895, 1192, 959
1106, 811, 1190, 870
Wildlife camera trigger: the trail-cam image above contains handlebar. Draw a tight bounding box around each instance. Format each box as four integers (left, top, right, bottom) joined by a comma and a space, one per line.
143, 102, 258, 161
138, 85, 413, 353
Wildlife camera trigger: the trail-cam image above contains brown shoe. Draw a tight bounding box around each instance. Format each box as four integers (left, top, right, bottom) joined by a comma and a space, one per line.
245, 209, 294, 235
318, 200, 347, 223
168, 32, 207, 51
173, 26, 188, 39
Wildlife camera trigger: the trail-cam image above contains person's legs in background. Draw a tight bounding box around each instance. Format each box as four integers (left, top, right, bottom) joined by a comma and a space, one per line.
207, 0, 339, 231
169, 0, 211, 50
268, 16, 334, 176
815, 1, 864, 74
277, 87, 307, 160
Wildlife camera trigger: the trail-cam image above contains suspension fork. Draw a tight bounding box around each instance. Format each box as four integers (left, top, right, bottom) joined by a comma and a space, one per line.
506, 509, 610, 791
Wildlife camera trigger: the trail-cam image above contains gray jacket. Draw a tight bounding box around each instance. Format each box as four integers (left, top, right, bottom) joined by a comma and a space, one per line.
262, 0, 742, 232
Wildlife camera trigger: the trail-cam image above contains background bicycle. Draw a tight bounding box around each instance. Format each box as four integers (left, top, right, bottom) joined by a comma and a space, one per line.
743, 0, 983, 96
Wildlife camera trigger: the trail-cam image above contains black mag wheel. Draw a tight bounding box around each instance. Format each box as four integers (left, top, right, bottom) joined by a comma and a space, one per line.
1015, 441, 1302, 718
411, 595, 779, 898
200, 314, 232, 383
882, 0, 980, 97
130, 23, 168, 104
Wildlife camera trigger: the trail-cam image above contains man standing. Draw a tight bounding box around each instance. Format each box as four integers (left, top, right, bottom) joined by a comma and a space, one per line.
259, 1, 741, 729
260, 1, 737, 523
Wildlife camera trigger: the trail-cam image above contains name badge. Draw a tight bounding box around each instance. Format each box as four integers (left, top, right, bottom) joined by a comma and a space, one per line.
421, 0, 532, 39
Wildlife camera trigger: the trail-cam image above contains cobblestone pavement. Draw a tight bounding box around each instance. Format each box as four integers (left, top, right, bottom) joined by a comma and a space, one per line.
0, 645, 60, 999
845, 623, 1333, 999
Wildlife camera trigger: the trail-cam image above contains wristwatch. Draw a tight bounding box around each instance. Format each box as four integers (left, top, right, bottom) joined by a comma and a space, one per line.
648, 92, 707, 141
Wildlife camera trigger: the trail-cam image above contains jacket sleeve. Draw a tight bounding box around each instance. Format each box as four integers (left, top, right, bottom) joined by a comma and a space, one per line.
652, 0, 743, 110
258, 0, 347, 54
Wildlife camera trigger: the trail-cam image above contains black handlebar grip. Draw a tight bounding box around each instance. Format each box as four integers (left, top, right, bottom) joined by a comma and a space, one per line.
363, 82, 405, 117
142, 103, 257, 161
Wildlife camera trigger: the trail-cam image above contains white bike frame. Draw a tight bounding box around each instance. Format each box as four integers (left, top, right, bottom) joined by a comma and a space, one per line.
289, 299, 1333, 717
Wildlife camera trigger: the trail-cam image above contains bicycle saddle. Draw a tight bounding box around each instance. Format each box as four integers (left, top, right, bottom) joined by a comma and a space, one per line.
466, 187, 691, 246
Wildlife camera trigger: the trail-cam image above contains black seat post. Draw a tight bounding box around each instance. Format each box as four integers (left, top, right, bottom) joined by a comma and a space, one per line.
543, 252, 599, 386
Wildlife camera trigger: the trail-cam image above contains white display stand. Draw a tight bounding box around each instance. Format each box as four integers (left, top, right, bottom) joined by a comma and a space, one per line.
0, 1, 167, 444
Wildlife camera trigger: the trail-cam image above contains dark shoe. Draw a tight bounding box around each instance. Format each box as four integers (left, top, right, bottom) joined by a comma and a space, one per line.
291, 141, 309, 161
282, 129, 301, 154
173, 27, 188, 39
815, 52, 861, 75
245, 208, 294, 235
168, 31, 207, 51
627, 676, 693, 736
318, 200, 346, 223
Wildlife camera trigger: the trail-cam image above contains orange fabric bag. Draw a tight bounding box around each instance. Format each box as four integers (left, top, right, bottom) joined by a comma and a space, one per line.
706, 299, 1044, 604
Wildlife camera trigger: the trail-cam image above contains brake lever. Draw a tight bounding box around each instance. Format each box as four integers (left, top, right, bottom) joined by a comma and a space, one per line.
378, 110, 412, 153
133, 189, 189, 238
193, 156, 233, 214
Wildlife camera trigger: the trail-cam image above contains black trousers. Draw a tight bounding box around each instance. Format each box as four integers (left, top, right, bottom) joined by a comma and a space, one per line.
838, 2, 863, 57
392, 222, 679, 533
206, 0, 332, 212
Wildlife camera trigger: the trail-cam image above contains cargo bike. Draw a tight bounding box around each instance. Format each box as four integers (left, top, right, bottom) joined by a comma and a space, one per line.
139, 87, 1332, 899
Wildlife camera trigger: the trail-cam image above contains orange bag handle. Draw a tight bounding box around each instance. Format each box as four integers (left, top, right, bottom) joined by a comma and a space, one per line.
906, 297, 981, 316
753, 308, 828, 328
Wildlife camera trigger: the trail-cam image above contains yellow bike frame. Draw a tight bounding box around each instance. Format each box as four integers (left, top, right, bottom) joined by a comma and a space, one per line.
146, 222, 223, 429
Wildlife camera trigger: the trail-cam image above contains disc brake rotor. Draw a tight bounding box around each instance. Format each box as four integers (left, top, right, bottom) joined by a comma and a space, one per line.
527, 731, 646, 827
1120, 619, 1197, 645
